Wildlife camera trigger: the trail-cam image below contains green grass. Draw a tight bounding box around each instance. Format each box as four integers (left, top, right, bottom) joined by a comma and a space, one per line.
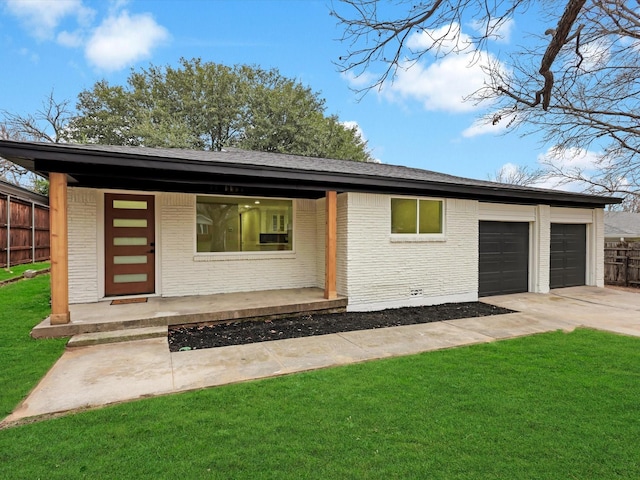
0, 262, 50, 282
0, 275, 66, 416
1, 322, 639, 478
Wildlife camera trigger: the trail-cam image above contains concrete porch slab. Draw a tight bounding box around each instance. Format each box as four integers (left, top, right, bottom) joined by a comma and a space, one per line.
31, 287, 348, 338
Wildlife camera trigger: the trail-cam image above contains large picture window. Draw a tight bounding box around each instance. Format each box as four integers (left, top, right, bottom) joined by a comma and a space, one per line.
391, 198, 444, 235
196, 196, 293, 253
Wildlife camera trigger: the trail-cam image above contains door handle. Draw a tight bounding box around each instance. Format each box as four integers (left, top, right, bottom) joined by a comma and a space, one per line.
148, 249, 155, 254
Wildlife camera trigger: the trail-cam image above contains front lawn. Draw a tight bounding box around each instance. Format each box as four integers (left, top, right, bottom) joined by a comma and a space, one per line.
0, 261, 50, 282
0, 275, 66, 416
1, 321, 639, 478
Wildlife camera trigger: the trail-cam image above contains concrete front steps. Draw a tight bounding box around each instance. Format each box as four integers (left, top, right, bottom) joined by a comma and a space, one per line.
31, 288, 348, 339
67, 326, 167, 348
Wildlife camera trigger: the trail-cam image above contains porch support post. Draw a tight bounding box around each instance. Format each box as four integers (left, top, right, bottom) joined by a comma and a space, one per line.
324, 190, 337, 299
49, 172, 70, 325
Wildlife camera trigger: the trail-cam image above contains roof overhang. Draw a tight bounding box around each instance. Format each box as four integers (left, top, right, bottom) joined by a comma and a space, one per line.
0, 140, 623, 208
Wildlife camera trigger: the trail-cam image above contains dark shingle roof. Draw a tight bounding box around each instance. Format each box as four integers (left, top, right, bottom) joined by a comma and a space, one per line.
0, 140, 622, 208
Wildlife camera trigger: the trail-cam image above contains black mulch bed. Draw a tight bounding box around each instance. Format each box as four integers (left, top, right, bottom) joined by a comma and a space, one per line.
168, 302, 515, 352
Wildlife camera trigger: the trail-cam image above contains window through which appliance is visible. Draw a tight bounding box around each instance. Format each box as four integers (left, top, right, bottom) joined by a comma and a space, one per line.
391, 198, 444, 235
196, 196, 293, 252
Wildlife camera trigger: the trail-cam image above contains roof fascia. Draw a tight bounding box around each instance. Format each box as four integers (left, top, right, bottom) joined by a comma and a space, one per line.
0, 141, 622, 208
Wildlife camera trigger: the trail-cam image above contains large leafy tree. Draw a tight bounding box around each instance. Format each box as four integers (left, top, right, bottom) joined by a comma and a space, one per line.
69, 58, 372, 161
332, 0, 640, 206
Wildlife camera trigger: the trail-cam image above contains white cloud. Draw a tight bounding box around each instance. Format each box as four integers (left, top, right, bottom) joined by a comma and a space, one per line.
5, 0, 168, 71
493, 146, 611, 193
574, 38, 611, 72
84, 10, 169, 71
527, 175, 591, 193
352, 23, 508, 114
493, 160, 588, 192
5, 0, 93, 40
499, 162, 520, 176
523, 146, 603, 192
342, 120, 366, 141
341, 70, 379, 90
537, 146, 602, 171
406, 23, 473, 54
384, 52, 496, 113
462, 115, 511, 138
470, 17, 515, 44
57, 30, 84, 48
341, 120, 381, 163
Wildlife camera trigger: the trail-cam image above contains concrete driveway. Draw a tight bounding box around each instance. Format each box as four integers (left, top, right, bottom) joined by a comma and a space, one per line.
486, 286, 640, 338
3, 286, 639, 426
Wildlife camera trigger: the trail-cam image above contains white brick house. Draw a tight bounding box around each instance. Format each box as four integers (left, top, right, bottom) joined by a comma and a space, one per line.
0, 140, 620, 323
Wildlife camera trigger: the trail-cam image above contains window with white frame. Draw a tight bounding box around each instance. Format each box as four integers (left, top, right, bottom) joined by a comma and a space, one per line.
196, 196, 293, 252
391, 198, 444, 235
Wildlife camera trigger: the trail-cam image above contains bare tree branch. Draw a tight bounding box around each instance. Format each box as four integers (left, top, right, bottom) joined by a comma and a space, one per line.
0, 91, 72, 190
535, 0, 586, 110
1, 90, 73, 143
490, 164, 546, 185
334, 1, 640, 207
332, 0, 529, 94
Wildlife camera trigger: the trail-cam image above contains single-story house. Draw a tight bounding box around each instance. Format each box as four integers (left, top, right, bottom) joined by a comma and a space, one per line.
0, 140, 621, 326
604, 211, 640, 242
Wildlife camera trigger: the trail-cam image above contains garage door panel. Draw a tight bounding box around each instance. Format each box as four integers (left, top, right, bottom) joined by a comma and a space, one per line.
550, 224, 586, 288
479, 222, 529, 297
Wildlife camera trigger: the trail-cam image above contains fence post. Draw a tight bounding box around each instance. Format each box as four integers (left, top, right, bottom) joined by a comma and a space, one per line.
623, 255, 629, 287
6, 194, 10, 269
31, 201, 35, 263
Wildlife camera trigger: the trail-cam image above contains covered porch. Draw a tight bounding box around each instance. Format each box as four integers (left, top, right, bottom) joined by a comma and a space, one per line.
32, 287, 348, 338
45, 172, 340, 328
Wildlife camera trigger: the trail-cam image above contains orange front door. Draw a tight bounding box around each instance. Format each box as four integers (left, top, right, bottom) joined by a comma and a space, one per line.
105, 193, 155, 296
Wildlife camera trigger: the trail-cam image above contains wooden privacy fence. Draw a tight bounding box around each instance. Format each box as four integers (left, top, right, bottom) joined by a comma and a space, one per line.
604, 242, 640, 288
0, 193, 50, 268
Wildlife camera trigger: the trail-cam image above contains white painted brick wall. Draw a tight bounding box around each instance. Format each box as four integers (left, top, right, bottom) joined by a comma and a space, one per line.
594, 208, 605, 287
535, 205, 551, 293
316, 197, 325, 289
160, 193, 319, 297
68, 187, 99, 303
337, 193, 348, 297
66, 187, 605, 307
344, 193, 479, 310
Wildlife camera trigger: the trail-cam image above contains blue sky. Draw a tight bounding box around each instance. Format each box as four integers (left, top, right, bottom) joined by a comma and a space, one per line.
1, 0, 566, 182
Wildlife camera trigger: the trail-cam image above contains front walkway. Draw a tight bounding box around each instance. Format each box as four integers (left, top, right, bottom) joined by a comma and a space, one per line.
4, 286, 640, 426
